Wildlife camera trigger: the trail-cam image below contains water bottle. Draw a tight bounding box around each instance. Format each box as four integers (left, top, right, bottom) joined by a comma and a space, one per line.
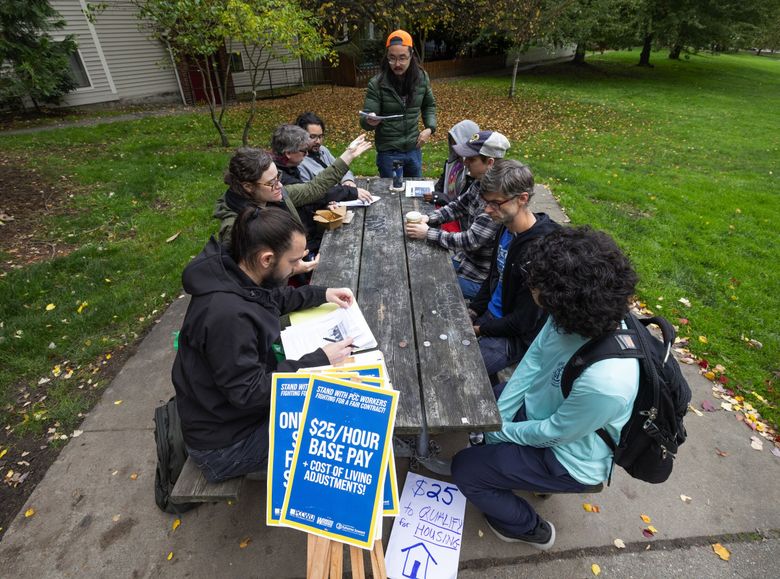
391, 160, 404, 190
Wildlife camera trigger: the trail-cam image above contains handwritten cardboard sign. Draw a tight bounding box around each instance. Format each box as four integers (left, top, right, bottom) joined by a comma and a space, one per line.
386, 473, 466, 579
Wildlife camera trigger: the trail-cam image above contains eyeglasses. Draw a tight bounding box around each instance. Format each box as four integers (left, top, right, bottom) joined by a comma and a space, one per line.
259, 175, 282, 188
387, 55, 410, 64
482, 196, 516, 210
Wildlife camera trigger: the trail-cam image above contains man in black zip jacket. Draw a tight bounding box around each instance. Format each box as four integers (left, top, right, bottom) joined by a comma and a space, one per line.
469, 159, 559, 384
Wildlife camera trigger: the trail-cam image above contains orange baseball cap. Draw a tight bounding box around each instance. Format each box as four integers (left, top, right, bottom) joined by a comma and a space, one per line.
386, 29, 413, 48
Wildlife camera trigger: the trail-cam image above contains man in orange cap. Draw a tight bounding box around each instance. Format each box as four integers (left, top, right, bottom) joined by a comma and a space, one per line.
360, 29, 437, 178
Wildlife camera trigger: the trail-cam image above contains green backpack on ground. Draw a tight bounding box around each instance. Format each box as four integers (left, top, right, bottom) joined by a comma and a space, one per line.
153, 396, 199, 514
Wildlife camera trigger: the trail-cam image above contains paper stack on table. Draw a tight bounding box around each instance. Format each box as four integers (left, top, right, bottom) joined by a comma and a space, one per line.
338, 195, 381, 207
282, 301, 378, 361
404, 179, 435, 198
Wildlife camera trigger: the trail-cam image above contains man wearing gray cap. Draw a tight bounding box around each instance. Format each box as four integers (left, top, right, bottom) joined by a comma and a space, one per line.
405, 130, 510, 300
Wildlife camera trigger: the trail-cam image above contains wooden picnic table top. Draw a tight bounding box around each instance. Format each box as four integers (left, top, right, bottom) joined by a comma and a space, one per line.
311, 178, 501, 436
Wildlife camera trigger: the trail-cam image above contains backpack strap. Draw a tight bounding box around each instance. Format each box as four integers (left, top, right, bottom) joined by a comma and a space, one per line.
560, 322, 646, 457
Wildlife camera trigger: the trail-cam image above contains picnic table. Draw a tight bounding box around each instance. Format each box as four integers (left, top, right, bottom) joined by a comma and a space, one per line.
311, 178, 501, 468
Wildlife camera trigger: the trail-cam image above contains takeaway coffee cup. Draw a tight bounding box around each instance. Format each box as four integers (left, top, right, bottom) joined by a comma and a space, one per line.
405, 211, 422, 224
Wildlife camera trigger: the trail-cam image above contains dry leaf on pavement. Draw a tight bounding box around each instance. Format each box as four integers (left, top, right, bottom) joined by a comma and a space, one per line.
239, 537, 252, 549
172, 518, 181, 531
640, 514, 652, 523
712, 543, 730, 561
613, 538, 626, 549
591, 563, 601, 576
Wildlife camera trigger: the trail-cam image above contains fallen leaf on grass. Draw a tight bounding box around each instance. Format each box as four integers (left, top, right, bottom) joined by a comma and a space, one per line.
680, 494, 692, 503
678, 298, 691, 307
640, 514, 652, 524
24, 508, 35, 518
166, 232, 181, 243
0, 448, 7, 460
750, 436, 763, 451
45, 303, 56, 311
77, 301, 88, 314
613, 538, 626, 549
698, 335, 708, 344
591, 563, 601, 576
712, 543, 730, 561
239, 537, 252, 549
172, 518, 181, 531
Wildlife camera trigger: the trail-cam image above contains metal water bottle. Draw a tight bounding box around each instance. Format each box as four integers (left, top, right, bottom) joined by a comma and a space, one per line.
392, 160, 404, 190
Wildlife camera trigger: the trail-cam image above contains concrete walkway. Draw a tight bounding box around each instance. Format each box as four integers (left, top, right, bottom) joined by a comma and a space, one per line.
1, 187, 778, 578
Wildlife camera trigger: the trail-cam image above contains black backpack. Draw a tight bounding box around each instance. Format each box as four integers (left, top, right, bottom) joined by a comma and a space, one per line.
561, 314, 692, 484
154, 397, 199, 513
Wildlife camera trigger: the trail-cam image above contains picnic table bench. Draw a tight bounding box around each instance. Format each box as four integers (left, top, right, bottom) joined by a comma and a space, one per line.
171, 177, 501, 504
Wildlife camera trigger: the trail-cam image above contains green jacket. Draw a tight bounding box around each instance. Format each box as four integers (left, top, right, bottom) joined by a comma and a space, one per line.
213, 158, 349, 246
360, 71, 437, 152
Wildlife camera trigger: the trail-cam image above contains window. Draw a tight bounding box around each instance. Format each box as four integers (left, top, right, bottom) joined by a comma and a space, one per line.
230, 52, 245, 73
66, 48, 91, 89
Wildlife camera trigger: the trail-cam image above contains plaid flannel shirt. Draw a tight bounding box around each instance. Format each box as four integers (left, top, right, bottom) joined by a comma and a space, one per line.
426, 180, 501, 284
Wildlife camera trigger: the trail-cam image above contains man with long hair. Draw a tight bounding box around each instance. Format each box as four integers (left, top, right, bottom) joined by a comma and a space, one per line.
360, 29, 437, 178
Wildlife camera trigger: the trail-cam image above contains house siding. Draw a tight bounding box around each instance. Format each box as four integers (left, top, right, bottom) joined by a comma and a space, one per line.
50, 0, 118, 106
229, 42, 302, 96
91, 0, 180, 99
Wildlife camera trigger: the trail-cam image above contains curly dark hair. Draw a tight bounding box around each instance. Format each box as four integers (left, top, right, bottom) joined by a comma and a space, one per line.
527, 226, 638, 339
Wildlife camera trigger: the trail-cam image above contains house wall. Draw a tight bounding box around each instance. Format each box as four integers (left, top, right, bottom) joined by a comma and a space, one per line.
91, 1, 180, 100
229, 42, 303, 96
50, 0, 180, 107
50, 0, 119, 106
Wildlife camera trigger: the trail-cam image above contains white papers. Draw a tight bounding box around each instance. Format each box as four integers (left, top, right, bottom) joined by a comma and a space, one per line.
282, 302, 377, 361
338, 195, 381, 207
359, 110, 404, 120
404, 180, 436, 198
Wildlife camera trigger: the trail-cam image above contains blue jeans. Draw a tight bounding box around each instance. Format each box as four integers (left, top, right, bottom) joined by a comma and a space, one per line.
476, 311, 520, 381
186, 426, 268, 483
376, 148, 422, 178
452, 258, 482, 301
451, 407, 586, 535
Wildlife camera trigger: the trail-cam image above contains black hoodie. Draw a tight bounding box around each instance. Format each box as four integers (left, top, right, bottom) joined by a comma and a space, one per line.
171, 237, 329, 450
470, 213, 559, 361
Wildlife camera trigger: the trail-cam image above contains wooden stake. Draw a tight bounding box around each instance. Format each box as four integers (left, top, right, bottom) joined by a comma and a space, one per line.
370, 539, 388, 579
308, 536, 332, 579
349, 546, 366, 579
329, 541, 343, 578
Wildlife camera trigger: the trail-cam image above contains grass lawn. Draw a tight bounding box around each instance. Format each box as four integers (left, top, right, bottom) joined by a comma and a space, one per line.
0, 50, 778, 444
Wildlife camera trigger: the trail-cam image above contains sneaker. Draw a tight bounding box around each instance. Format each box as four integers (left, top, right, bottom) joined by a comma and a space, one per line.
485, 517, 556, 551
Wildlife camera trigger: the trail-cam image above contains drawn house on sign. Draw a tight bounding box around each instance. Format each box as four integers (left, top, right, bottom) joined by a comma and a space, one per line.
400, 542, 437, 579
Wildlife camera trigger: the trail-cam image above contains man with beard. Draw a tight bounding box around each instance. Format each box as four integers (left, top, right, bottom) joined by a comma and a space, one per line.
469, 159, 559, 383
295, 111, 373, 202
172, 208, 355, 482
361, 29, 437, 178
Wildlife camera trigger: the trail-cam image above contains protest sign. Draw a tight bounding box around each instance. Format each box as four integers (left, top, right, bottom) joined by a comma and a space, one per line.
386, 473, 466, 579
280, 375, 398, 548
266, 373, 310, 525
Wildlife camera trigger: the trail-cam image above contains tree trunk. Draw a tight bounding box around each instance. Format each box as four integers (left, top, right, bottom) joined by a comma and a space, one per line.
638, 34, 654, 67
242, 92, 257, 147
755, 48, 762, 56
669, 44, 682, 60
508, 55, 520, 98
572, 43, 586, 65
199, 55, 230, 147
